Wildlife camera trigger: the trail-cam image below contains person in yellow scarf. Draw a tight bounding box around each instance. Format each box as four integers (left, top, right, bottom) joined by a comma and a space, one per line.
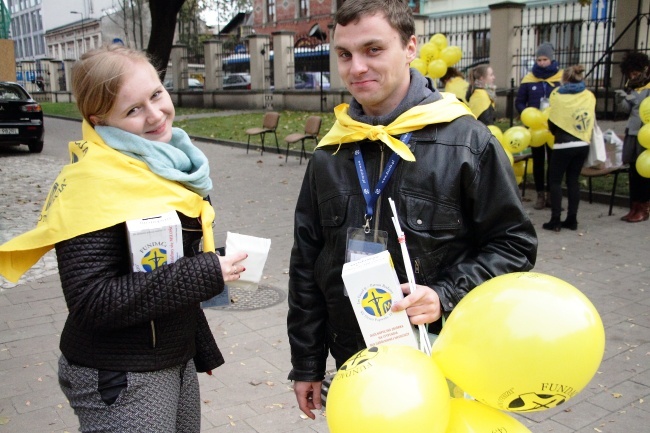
543, 65, 596, 232
287, 0, 538, 421
516, 42, 564, 210
0, 45, 247, 432
466, 64, 497, 125
615, 51, 650, 223
440, 67, 469, 104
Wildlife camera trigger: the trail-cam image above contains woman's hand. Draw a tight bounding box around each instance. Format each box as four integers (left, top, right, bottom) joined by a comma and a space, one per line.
391, 283, 442, 325
217, 250, 248, 282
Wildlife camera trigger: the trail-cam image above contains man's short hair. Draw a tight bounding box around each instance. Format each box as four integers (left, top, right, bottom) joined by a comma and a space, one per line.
334, 0, 415, 47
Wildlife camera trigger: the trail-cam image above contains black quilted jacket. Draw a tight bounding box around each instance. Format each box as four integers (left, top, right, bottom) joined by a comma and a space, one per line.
56, 211, 225, 373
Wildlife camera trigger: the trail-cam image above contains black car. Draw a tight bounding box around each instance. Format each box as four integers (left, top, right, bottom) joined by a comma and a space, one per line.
0, 82, 44, 153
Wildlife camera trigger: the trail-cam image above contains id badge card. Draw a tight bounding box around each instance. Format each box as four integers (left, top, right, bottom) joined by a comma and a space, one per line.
539, 97, 550, 110
345, 227, 388, 263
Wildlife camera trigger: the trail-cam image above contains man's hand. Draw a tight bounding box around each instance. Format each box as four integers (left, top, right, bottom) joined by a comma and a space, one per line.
293, 380, 322, 419
391, 283, 442, 325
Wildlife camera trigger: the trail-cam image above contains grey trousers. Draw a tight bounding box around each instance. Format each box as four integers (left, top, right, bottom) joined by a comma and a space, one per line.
58, 356, 200, 433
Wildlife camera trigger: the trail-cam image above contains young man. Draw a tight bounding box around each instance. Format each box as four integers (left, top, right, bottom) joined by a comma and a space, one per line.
287, 0, 538, 419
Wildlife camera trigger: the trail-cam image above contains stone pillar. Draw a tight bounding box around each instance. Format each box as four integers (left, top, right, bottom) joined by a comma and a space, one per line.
272, 31, 295, 90
247, 34, 270, 90
610, 0, 639, 88
328, 24, 343, 91
39, 58, 53, 92
64, 59, 76, 93
49, 60, 63, 92
171, 44, 188, 91
489, 2, 524, 91
203, 38, 224, 91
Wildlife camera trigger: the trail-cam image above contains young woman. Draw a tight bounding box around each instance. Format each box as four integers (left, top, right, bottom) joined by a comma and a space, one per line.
467, 64, 496, 125
543, 65, 596, 232
0, 45, 247, 431
616, 51, 650, 223
516, 42, 563, 210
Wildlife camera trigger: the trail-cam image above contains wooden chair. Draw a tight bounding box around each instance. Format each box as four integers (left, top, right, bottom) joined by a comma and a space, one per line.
580, 165, 629, 216
246, 111, 280, 155
284, 116, 322, 164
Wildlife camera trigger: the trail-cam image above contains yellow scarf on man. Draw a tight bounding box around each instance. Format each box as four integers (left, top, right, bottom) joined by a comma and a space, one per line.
0, 121, 215, 283
548, 88, 596, 143
468, 88, 494, 119
316, 92, 474, 161
521, 70, 563, 85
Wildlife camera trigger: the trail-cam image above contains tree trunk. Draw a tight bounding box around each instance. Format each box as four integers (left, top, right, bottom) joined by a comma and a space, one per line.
147, 0, 186, 80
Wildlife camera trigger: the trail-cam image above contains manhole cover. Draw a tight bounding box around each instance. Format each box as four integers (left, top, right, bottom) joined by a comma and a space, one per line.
205, 284, 286, 311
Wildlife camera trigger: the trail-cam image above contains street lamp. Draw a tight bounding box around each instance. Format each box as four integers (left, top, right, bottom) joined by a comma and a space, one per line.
70, 11, 85, 57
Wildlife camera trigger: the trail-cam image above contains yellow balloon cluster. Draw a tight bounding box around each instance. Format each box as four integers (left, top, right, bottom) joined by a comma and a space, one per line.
410, 33, 463, 79
637, 97, 650, 178
520, 107, 553, 148
431, 272, 605, 413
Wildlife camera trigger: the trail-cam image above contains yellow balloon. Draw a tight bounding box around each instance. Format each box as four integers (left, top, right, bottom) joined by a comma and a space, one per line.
636, 149, 650, 178
530, 128, 551, 148
520, 107, 546, 129
512, 160, 525, 177
503, 126, 531, 154
640, 96, 650, 124
431, 272, 605, 413
451, 46, 463, 65
526, 159, 534, 175
419, 42, 439, 64
430, 33, 448, 50
541, 107, 551, 124
446, 399, 532, 433
515, 175, 523, 185
428, 59, 448, 79
410, 58, 428, 76
487, 125, 504, 145
327, 345, 451, 433
504, 148, 514, 166
638, 123, 650, 149
547, 131, 555, 148
440, 47, 458, 67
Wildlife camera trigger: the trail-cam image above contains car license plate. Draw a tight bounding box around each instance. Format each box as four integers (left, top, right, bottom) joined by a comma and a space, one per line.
0, 128, 18, 134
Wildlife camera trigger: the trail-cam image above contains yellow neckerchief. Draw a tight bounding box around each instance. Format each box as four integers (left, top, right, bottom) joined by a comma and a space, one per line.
316, 92, 474, 161
468, 88, 494, 119
548, 88, 596, 143
445, 76, 469, 103
0, 121, 215, 283
521, 70, 563, 85
634, 82, 650, 92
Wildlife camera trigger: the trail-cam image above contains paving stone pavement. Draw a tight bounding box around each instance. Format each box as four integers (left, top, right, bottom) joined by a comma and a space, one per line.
0, 117, 648, 432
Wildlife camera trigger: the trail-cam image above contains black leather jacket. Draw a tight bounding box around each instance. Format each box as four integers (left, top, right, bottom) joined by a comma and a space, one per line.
288, 114, 538, 381
56, 210, 225, 373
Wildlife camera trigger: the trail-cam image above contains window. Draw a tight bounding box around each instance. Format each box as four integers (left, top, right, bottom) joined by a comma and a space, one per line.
266, 0, 275, 23
472, 29, 490, 61
298, 0, 309, 18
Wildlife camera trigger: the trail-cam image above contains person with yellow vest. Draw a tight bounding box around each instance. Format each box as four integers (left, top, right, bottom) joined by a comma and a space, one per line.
466, 64, 497, 125
287, 0, 538, 421
615, 51, 650, 223
543, 65, 596, 232
440, 67, 469, 104
516, 42, 563, 210
0, 45, 247, 432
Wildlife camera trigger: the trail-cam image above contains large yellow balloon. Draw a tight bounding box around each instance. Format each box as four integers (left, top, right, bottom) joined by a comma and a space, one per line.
638, 123, 650, 149
419, 42, 439, 64
430, 33, 448, 50
487, 125, 504, 145
446, 399, 532, 433
639, 96, 650, 124
428, 59, 448, 79
431, 272, 605, 413
503, 126, 531, 154
327, 345, 451, 433
440, 46, 459, 67
410, 58, 428, 76
636, 149, 650, 178
520, 107, 546, 129
530, 128, 551, 148
512, 160, 526, 177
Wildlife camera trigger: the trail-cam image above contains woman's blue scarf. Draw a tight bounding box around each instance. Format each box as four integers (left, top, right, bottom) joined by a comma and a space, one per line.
558, 81, 586, 94
532, 60, 560, 80
95, 126, 213, 198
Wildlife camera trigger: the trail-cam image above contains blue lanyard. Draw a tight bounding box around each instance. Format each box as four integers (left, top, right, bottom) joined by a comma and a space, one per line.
353, 133, 412, 229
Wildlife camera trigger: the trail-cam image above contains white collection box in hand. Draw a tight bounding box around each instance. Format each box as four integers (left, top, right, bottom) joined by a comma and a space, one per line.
341, 250, 418, 349
126, 210, 183, 273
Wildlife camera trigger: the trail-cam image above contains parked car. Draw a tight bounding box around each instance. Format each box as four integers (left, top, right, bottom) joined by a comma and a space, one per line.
163, 78, 204, 91
0, 81, 44, 153
223, 73, 251, 90
295, 72, 330, 90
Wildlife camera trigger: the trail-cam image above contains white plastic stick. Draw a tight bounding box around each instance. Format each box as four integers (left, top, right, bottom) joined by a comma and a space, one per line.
388, 197, 432, 356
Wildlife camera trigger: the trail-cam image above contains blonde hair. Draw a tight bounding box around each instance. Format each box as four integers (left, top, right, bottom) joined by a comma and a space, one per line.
71, 44, 155, 126
562, 64, 585, 83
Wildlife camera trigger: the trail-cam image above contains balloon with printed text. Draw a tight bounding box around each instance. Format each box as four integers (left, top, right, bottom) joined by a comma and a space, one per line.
446, 398, 532, 433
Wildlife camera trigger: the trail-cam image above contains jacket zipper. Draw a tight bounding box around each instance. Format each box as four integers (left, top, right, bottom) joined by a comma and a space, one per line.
150, 320, 157, 348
